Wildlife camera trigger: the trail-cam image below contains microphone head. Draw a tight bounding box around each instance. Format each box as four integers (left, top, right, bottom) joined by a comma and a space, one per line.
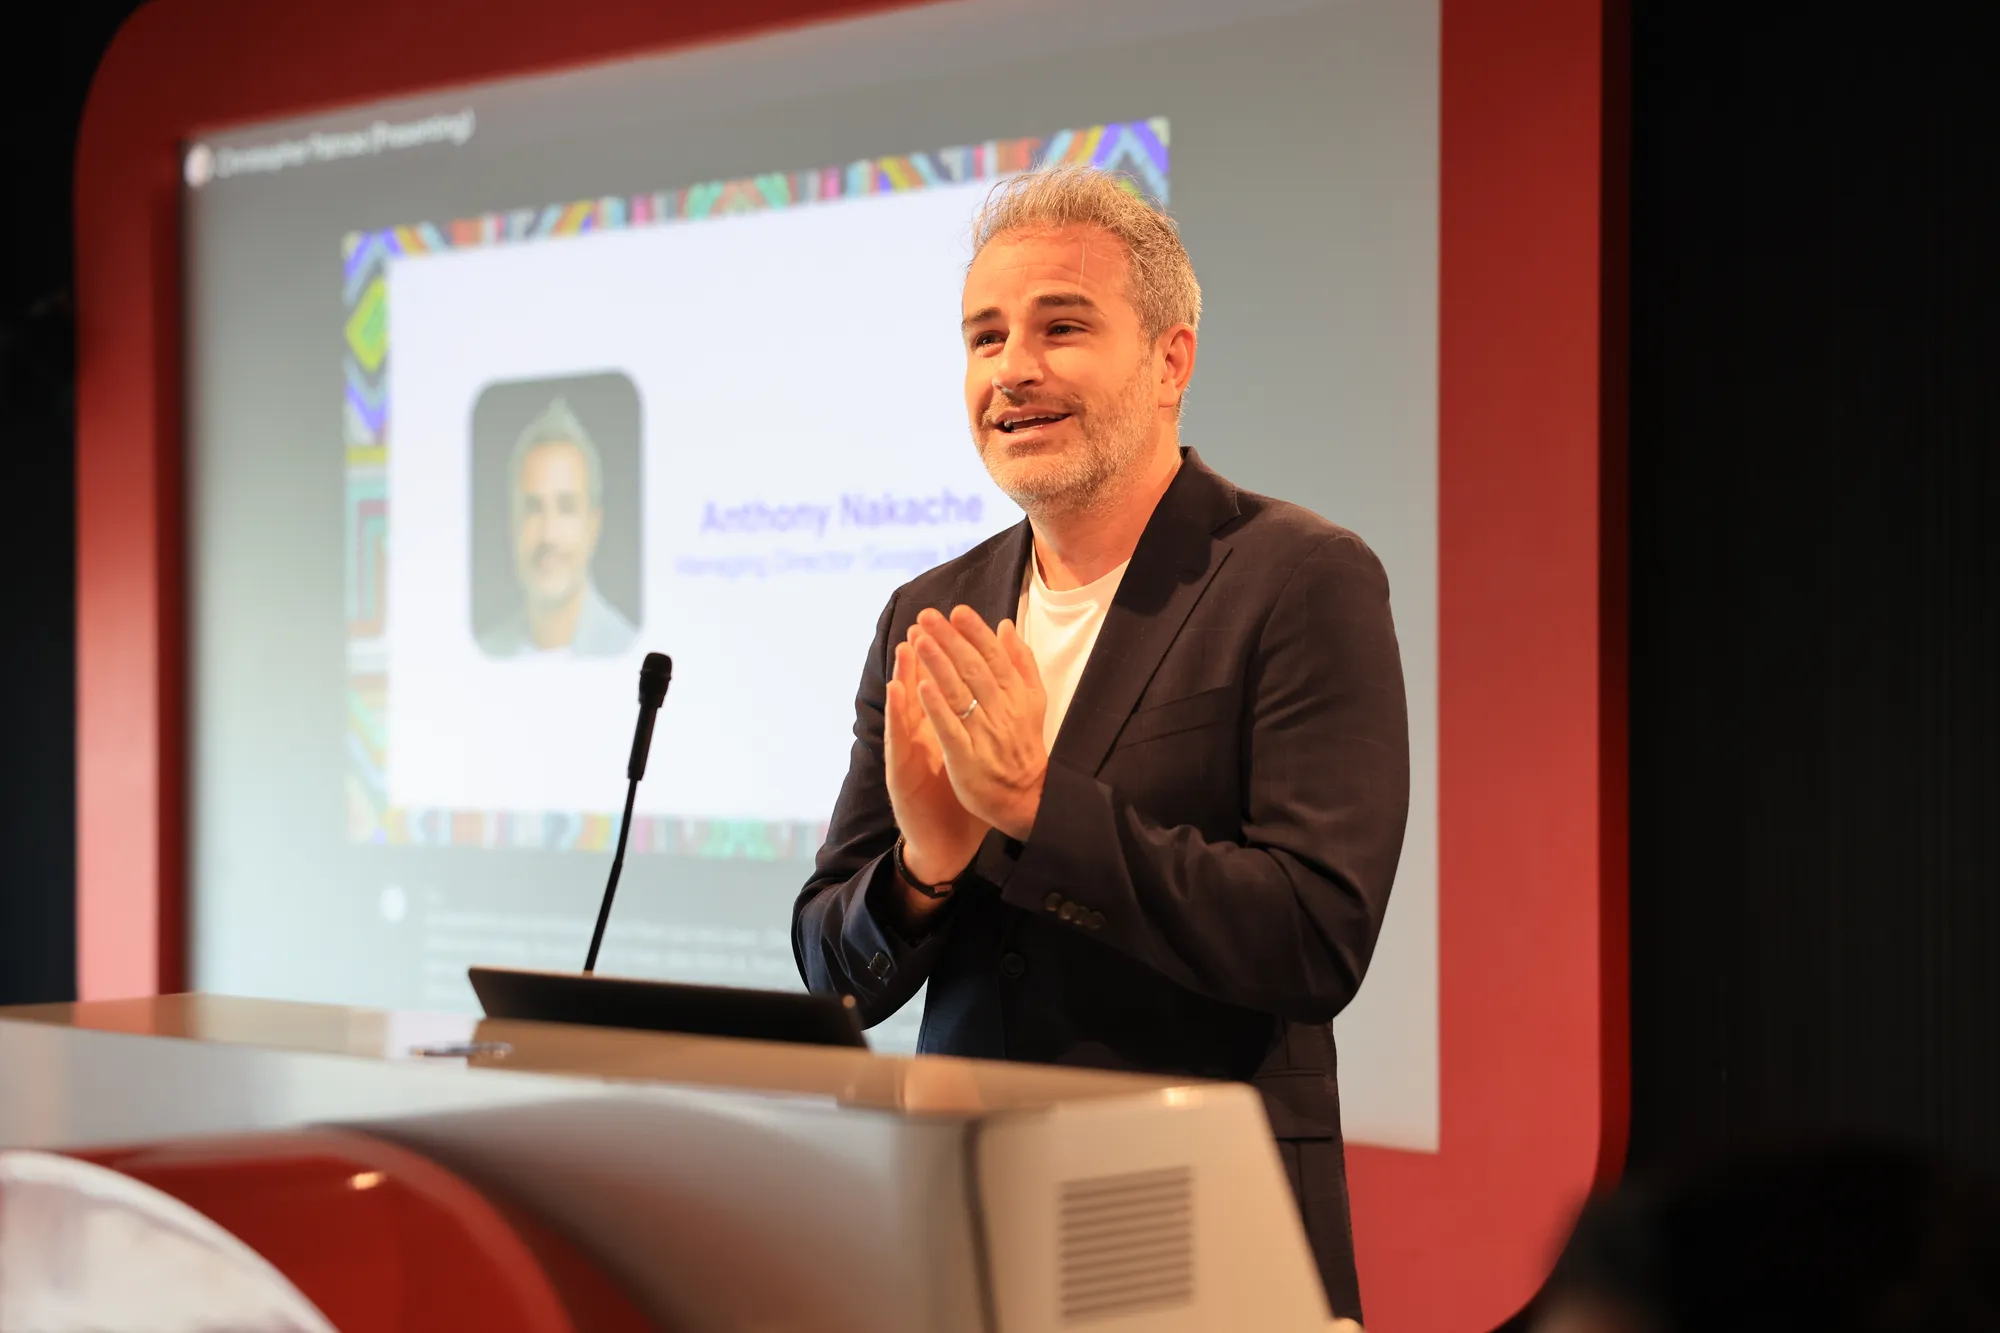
638, 652, 673, 708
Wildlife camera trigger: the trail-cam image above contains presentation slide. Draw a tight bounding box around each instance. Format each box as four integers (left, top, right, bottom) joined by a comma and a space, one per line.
384, 177, 1022, 826
183, 0, 1442, 1149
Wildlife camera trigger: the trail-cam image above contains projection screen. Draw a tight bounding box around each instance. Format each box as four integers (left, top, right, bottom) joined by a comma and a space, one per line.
181, 0, 1441, 1150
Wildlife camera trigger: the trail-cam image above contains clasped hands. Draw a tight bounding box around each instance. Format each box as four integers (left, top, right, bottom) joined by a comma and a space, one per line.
885, 605, 1049, 889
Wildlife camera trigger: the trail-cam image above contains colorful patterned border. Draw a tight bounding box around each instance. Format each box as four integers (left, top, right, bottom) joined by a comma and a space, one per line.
342, 118, 1170, 853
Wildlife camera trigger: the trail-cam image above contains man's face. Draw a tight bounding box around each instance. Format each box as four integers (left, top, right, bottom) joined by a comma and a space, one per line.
962, 225, 1169, 511
510, 441, 602, 609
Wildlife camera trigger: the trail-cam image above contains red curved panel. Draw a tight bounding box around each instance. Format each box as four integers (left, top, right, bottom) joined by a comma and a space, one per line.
75, 1130, 652, 1332
1342, 2, 1628, 1327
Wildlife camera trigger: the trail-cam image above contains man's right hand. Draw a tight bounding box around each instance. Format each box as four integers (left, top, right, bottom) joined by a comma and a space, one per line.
885, 633, 987, 917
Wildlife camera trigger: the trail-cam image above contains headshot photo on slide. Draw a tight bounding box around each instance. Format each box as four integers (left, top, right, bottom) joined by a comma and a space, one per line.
469, 371, 643, 660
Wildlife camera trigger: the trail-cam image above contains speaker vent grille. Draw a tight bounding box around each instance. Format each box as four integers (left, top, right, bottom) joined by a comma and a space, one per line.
1057, 1165, 1195, 1324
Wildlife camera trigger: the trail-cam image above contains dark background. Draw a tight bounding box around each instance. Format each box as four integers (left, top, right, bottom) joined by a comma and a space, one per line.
470, 370, 645, 647
1622, 4, 1995, 1177
3, 0, 1995, 1317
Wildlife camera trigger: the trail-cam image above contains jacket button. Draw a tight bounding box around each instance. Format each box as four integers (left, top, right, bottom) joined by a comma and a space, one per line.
1044, 892, 1064, 912
1085, 911, 1105, 930
868, 951, 892, 980
1058, 902, 1080, 923
999, 952, 1027, 979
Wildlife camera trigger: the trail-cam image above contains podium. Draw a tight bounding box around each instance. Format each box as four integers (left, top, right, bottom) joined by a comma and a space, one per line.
0, 993, 1336, 1331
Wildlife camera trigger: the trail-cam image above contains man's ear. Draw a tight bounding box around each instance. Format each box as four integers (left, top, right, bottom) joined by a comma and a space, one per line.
1157, 324, 1197, 408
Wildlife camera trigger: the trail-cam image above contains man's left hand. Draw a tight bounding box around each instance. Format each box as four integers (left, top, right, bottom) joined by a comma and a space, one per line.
909, 605, 1048, 841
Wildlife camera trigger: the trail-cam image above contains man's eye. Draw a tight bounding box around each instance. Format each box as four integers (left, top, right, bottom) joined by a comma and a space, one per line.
970, 331, 1002, 348
1048, 322, 1081, 336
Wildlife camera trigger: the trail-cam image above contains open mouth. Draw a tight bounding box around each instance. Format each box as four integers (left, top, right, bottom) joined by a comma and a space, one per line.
996, 413, 1071, 436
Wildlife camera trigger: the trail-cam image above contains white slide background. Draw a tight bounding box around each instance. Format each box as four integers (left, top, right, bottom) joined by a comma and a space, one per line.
386, 179, 1018, 823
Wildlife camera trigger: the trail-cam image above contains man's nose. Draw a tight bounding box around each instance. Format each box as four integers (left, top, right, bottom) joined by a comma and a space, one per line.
992, 333, 1044, 398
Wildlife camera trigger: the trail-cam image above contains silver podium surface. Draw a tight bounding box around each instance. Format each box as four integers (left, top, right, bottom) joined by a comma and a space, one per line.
0, 993, 1334, 1332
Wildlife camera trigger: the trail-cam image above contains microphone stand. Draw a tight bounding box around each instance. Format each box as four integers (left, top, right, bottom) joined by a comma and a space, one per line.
580, 651, 671, 975
583, 777, 641, 975
461, 648, 865, 1048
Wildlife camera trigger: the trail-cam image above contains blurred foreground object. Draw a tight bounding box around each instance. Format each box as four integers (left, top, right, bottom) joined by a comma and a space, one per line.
0, 1128, 648, 1333
1535, 1139, 2000, 1333
0, 1150, 334, 1333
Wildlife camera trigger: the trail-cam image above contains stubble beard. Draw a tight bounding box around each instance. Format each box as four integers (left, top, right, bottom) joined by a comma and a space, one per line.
976, 359, 1158, 523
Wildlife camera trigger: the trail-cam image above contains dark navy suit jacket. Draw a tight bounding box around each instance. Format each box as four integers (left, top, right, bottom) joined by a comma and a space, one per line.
792, 450, 1409, 1317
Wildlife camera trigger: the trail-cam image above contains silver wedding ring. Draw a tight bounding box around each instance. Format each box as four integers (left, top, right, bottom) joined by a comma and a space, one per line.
957, 698, 980, 722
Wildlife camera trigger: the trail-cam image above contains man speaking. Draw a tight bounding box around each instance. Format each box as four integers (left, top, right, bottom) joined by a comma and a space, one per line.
793, 167, 1409, 1319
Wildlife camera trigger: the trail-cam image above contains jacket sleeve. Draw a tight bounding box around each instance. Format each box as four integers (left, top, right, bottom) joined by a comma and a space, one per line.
973, 532, 1410, 1025
791, 590, 954, 1027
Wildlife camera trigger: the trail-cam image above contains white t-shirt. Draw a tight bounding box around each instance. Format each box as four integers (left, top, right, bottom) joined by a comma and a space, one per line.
1018, 553, 1131, 753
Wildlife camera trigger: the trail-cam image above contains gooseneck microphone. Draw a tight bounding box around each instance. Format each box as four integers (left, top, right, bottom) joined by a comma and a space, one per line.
583, 652, 672, 974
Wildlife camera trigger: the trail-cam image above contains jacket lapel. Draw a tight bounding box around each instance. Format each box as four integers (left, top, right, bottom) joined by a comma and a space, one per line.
1049, 450, 1239, 778
955, 519, 1034, 630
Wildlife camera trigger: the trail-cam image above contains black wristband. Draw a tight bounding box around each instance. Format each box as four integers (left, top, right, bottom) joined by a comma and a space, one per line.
892, 835, 958, 899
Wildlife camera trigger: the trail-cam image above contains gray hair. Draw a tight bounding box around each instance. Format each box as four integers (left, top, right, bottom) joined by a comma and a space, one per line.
970, 165, 1202, 338
508, 396, 603, 509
